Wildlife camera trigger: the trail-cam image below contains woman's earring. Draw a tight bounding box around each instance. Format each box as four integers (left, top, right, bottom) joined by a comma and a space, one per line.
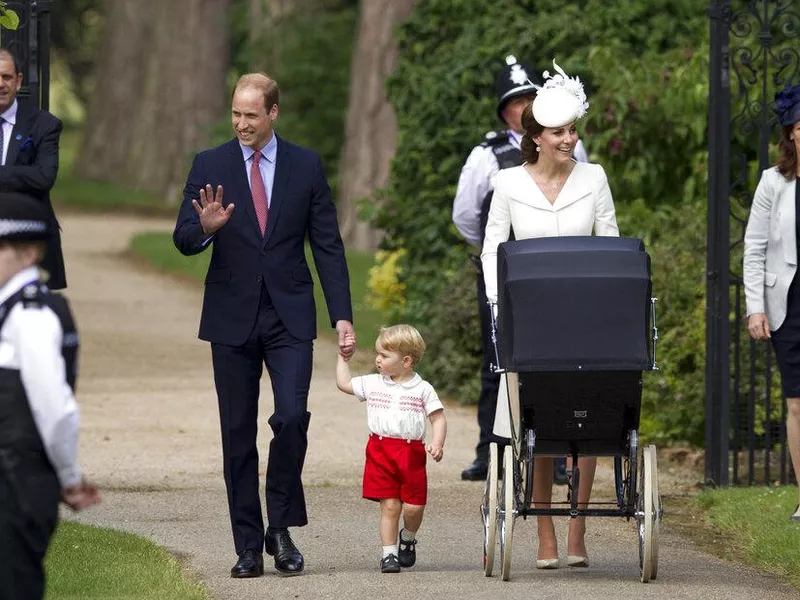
536, 145, 541, 153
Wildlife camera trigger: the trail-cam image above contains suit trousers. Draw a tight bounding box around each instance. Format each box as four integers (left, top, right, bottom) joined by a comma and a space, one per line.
211, 284, 313, 555
0, 450, 60, 600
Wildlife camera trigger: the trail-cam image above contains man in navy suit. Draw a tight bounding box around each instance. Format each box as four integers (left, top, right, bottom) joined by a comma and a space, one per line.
0, 49, 66, 290
174, 73, 355, 578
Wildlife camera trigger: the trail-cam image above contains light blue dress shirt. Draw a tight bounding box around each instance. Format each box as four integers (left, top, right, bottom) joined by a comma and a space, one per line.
239, 132, 277, 208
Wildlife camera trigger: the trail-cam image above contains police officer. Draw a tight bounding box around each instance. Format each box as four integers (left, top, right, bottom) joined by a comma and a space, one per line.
453, 56, 584, 482
0, 192, 100, 600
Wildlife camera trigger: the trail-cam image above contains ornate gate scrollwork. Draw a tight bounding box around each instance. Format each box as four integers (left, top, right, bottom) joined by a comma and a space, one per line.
707, 0, 800, 486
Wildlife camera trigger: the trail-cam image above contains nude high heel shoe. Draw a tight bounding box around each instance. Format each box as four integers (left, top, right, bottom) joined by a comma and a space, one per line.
536, 558, 560, 569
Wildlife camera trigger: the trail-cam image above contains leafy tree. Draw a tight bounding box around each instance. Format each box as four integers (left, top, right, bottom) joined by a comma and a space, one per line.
0, 1, 19, 30
376, 0, 713, 443
228, 0, 358, 193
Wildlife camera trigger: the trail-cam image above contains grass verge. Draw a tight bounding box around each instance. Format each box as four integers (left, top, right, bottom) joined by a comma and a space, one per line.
129, 232, 385, 358
51, 128, 173, 216
669, 485, 800, 590
45, 521, 207, 599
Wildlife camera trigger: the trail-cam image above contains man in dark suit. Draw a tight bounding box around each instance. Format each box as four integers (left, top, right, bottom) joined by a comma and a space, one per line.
0, 49, 66, 290
174, 73, 356, 578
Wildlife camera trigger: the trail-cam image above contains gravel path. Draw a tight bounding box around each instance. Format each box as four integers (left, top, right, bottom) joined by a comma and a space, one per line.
63, 213, 799, 600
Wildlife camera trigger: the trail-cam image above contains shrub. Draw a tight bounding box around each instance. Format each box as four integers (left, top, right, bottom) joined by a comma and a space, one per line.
377, 0, 719, 445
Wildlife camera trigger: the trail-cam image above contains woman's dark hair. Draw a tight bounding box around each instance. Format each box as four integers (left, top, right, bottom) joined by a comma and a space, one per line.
776, 123, 797, 181
520, 102, 545, 164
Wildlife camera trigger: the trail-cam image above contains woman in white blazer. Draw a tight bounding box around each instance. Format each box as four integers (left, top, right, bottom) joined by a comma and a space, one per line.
481, 62, 619, 569
743, 83, 800, 521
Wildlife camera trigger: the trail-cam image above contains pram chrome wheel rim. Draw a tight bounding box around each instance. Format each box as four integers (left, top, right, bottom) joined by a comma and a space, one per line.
637, 445, 658, 582
500, 444, 515, 581
482, 442, 499, 576
649, 445, 661, 580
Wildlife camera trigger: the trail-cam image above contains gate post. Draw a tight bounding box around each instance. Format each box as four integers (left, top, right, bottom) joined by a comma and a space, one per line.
0, 0, 52, 110
705, 0, 731, 486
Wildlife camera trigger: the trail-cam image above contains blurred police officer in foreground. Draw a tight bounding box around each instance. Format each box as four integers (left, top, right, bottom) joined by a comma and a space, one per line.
0, 192, 100, 600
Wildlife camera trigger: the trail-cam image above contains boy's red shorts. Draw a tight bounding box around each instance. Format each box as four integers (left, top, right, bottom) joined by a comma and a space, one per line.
362, 434, 427, 505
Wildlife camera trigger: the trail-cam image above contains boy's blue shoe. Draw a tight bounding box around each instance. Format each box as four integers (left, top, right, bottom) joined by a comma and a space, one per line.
791, 505, 800, 521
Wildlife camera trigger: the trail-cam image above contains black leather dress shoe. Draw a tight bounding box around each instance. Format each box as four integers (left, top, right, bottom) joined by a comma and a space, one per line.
230, 549, 264, 578
461, 460, 488, 481
265, 530, 304, 575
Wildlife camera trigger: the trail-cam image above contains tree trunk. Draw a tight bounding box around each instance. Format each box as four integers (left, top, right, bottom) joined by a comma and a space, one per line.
337, 0, 414, 251
74, 0, 230, 204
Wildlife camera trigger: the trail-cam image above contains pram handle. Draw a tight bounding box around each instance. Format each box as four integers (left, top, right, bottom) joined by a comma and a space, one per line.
651, 297, 659, 371
487, 301, 504, 374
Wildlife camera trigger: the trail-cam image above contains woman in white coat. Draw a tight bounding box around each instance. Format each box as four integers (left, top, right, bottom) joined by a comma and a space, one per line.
743, 83, 800, 521
481, 62, 619, 568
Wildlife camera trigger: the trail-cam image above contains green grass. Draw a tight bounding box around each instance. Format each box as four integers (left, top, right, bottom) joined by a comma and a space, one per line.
695, 486, 800, 588
129, 231, 385, 350
51, 128, 171, 215
45, 521, 207, 600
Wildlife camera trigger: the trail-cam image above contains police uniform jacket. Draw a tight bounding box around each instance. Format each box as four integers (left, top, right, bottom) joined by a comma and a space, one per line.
0, 267, 80, 489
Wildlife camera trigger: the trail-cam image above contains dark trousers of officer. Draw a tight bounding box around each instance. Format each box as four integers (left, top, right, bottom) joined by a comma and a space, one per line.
474, 271, 567, 477
0, 450, 61, 600
475, 271, 506, 464
210, 284, 313, 555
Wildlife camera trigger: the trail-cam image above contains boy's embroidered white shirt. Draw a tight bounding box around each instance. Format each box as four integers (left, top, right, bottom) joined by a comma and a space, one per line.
350, 373, 443, 440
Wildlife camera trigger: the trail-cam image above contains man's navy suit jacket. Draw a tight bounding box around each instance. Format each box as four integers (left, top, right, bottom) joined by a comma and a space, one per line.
0, 100, 66, 289
173, 135, 352, 346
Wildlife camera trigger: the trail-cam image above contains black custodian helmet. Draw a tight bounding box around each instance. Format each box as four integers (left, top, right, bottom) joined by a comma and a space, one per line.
495, 55, 541, 122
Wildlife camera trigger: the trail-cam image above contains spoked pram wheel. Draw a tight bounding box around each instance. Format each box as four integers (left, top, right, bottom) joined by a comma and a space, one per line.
481, 443, 500, 576
499, 444, 516, 581
649, 445, 661, 580
637, 444, 660, 582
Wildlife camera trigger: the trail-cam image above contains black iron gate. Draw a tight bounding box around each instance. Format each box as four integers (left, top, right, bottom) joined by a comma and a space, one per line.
707, 0, 800, 486
0, 0, 52, 110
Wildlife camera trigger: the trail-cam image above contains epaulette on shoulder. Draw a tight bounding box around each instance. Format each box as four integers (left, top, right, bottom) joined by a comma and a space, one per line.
480, 130, 510, 147
20, 283, 45, 309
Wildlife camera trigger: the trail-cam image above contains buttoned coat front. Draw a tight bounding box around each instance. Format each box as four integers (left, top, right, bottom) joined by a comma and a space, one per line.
743, 167, 798, 331
481, 161, 619, 303
479, 161, 620, 439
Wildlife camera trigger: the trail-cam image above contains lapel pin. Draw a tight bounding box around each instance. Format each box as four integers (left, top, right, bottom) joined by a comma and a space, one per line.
14, 134, 21, 140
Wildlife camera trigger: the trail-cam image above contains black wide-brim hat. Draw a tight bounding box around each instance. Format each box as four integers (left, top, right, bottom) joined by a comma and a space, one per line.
495, 55, 541, 121
0, 192, 52, 242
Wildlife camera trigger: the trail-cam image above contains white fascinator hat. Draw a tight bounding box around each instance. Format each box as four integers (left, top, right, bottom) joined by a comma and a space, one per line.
531, 60, 589, 128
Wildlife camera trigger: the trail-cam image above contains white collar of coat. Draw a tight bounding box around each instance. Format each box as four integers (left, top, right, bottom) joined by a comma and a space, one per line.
503, 161, 592, 211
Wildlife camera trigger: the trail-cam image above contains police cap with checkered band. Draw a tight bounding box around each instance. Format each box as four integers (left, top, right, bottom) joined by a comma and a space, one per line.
0, 192, 52, 242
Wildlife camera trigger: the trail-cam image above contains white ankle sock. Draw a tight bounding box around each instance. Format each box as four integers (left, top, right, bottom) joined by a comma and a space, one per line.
400, 529, 417, 542
382, 544, 398, 558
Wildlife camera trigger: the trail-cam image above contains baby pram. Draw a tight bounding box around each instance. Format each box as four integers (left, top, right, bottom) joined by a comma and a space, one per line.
480, 235, 662, 582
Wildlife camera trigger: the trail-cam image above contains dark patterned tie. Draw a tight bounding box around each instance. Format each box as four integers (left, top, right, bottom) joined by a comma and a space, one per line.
251, 150, 268, 235
0, 117, 5, 166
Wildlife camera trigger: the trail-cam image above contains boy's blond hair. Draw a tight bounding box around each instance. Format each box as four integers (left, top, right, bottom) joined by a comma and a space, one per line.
377, 324, 426, 366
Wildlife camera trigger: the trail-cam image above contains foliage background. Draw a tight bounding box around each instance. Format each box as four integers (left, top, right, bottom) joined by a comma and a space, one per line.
374, 0, 712, 444
225, 0, 358, 196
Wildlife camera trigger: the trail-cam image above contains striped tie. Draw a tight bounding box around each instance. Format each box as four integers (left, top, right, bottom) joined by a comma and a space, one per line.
251, 150, 268, 235
0, 117, 5, 166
